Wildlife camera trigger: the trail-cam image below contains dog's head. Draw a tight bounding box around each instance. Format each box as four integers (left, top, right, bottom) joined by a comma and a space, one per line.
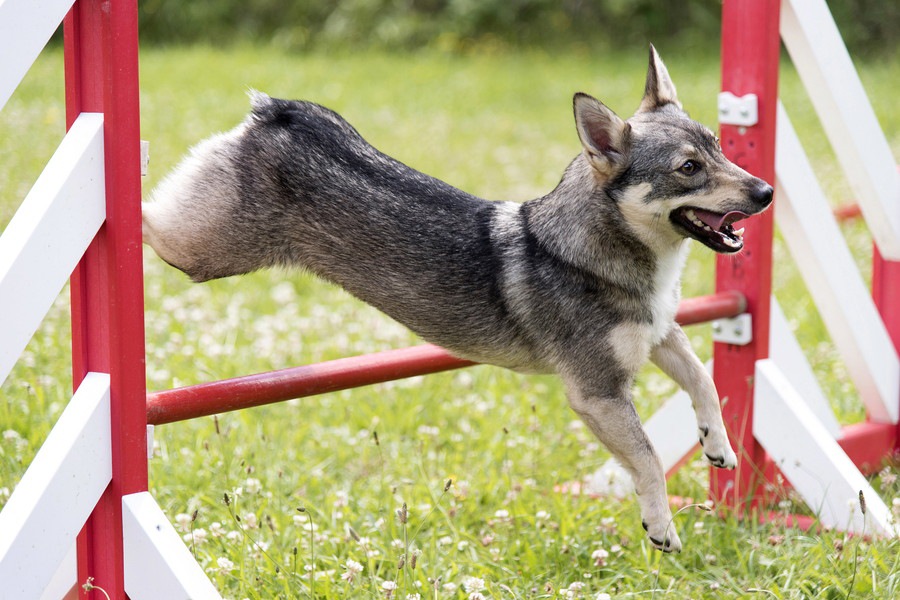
573, 45, 773, 254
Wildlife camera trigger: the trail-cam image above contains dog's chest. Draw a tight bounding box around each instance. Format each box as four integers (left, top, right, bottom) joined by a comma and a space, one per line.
647, 244, 689, 345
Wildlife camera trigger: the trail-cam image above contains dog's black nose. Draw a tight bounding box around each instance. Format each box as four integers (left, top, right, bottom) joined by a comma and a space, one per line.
751, 182, 774, 207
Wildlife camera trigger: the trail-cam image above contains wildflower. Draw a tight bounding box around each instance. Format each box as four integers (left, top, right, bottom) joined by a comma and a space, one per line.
535, 510, 551, 521
591, 548, 609, 567
595, 594, 612, 600
561, 581, 586, 598
382, 580, 398, 597
174, 513, 192, 533
469, 594, 486, 600
442, 582, 458, 594
183, 528, 207, 545
209, 522, 225, 537
341, 560, 363, 583
462, 576, 485, 593
244, 478, 262, 494
878, 467, 897, 489
406, 595, 421, 600
242, 513, 259, 530
892, 497, 900, 517
494, 509, 510, 519
215, 557, 234, 574
457, 540, 470, 551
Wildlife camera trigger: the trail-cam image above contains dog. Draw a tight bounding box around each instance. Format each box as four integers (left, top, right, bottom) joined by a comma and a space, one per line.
142, 46, 773, 553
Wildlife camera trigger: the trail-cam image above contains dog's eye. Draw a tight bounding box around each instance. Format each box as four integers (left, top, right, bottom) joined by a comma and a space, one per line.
678, 160, 701, 176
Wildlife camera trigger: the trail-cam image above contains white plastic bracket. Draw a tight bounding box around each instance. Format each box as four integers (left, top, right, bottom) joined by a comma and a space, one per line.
711, 313, 753, 345
140, 140, 150, 176
718, 92, 759, 127
146, 424, 155, 459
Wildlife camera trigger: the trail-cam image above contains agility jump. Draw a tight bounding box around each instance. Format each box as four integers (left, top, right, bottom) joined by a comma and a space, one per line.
0, 0, 897, 597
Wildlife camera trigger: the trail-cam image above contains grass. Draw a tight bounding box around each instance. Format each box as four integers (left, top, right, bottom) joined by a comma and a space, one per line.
2, 44, 900, 598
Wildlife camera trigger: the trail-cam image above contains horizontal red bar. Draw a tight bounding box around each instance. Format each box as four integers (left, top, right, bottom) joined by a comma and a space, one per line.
146, 291, 746, 425
837, 421, 896, 474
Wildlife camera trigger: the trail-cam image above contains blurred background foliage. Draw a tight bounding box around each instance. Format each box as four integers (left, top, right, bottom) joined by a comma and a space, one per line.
135, 0, 899, 56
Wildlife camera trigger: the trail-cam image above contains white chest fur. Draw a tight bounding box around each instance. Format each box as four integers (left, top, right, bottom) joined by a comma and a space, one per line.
648, 241, 690, 345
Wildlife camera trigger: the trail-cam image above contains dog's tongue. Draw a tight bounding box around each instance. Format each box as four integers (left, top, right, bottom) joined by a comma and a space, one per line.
693, 209, 750, 231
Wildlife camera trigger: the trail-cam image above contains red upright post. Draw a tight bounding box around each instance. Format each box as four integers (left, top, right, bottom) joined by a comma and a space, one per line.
872, 246, 900, 450
711, 0, 781, 514
64, 1, 146, 598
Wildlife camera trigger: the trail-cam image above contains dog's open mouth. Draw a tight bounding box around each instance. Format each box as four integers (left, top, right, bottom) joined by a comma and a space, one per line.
671, 207, 748, 253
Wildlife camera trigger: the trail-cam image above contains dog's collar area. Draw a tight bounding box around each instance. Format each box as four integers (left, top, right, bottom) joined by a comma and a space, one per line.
671, 207, 747, 253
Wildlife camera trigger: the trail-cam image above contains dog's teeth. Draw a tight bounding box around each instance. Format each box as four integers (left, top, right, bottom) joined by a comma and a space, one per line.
734, 227, 745, 238
686, 209, 696, 220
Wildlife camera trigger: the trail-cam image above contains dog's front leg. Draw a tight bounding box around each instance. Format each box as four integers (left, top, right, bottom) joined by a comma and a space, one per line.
564, 377, 682, 553
650, 324, 737, 469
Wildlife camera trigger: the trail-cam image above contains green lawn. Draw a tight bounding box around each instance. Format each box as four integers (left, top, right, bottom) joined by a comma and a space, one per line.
2, 45, 899, 598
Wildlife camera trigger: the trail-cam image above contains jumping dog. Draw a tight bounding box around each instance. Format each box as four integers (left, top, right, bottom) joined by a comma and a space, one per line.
142, 46, 773, 552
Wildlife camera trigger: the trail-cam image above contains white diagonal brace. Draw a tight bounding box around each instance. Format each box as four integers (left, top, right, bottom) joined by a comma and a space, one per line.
755, 360, 896, 536
123, 492, 223, 600
781, 0, 900, 258
0, 0, 76, 111
0, 112, 105, 388
775, 103, 899, 423
0, 372, 112, 598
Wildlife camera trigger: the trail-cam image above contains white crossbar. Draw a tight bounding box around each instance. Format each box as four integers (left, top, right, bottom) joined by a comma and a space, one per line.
775, 103, 899, 424
0, 372, 112, 598
755, 360, 896, 536
0, 112, 105, 388
0, 0, 76, 111
781, 0, 900, 259
123, 492, 223, 600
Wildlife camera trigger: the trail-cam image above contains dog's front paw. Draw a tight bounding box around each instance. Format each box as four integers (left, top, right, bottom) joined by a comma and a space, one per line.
698, 425, 737, 469
641, 518, 683, 553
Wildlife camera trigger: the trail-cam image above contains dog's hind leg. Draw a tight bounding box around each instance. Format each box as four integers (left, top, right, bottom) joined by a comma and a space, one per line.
650, 325, 738, 470
564, 377, 682, 553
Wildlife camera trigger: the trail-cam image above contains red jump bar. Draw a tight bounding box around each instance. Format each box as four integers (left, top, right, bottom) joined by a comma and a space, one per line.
146, 290, 746, 425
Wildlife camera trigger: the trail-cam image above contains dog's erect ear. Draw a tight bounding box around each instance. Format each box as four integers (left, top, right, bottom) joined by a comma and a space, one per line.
573, 93, 631, 179
638, 44, 682, 113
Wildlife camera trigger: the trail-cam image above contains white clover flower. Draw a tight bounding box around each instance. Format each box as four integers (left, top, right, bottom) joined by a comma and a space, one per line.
242, 513, 258, 530
457, 540, 470, 551
341, 559, 364, 583
174, 513, 192, 532
595, 594, 612, 600
462, 576, 485, 593
591, 548, 609, 567
183, 528, 207, 545
442, 582, 458, 593
216, 557, 234, 573
406, 595, 421, 600
494, 509, 510, 519
2, 430, 22, 441
468, 593, 486, 600
244, 478, 262, 494
536, 510, 551, 521
210, 522, 225, 537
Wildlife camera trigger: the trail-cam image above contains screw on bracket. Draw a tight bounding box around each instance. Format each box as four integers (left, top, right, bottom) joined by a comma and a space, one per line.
718, 92, 759, 127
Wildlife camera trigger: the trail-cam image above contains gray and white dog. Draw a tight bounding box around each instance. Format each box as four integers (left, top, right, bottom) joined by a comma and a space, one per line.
143, 46, 772, 552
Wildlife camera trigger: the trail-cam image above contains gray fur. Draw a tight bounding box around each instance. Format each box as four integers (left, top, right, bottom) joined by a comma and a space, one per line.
143, 46, 773, 553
